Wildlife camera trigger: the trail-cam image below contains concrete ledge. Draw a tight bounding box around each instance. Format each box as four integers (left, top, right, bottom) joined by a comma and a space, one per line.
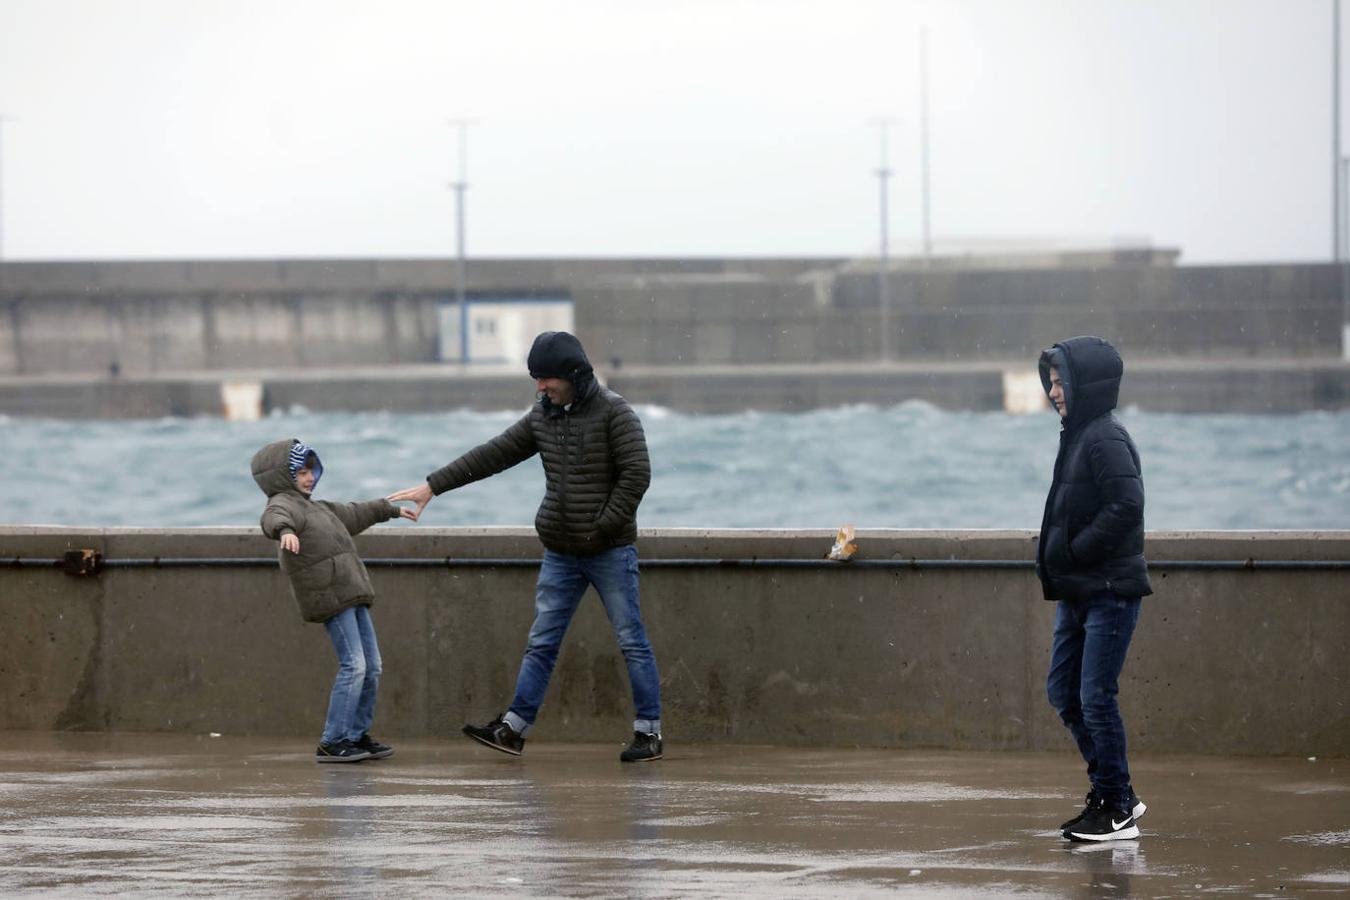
1, 359, 1347, 417
3, 527, 1347, 755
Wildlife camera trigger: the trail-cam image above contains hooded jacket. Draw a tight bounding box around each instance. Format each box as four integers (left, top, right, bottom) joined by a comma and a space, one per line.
427, 332, 650, 556
1035, 336, 1152, 602
252, 438, 401, 623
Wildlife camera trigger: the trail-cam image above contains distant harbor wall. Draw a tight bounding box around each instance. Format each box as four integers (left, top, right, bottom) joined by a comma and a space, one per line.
4, 527, 1347, 756
0, 258, 1343, 377
2, 257, 1345, 416
1, 358, 1346, 418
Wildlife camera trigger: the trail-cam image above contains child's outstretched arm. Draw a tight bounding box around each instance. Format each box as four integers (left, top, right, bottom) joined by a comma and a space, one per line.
260, 502, 302, 553
319, 498, 411, 536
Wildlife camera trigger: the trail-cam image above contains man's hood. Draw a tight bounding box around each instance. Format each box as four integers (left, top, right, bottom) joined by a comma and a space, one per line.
527, 330, 598, 410
251, 438, 322, 498
1038, 336, 1122, 427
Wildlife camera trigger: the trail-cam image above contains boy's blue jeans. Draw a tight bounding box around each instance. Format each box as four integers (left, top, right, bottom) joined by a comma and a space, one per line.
1046, 590, 1142, 811
320, 604, 382, 746
504, 544, 661, 736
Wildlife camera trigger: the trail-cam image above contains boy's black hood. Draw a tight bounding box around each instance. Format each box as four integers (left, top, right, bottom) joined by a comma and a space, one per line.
528, 331, 597, 406
1038, 336, 1122, 428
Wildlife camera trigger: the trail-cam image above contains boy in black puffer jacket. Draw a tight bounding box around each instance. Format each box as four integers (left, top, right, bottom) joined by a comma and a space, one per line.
1036, 336, 1152, 843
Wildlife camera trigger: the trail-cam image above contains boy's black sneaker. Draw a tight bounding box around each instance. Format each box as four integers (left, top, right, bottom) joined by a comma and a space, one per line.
619, 731, 663, 762
1061, 790, 1147, 832
355, 733, 394, 760
315, 739, 372, 763
1124, 791, 1147, 822
462, 718, 525, 756
1066, 806, 1140, 842
1060, 790, 1103, 832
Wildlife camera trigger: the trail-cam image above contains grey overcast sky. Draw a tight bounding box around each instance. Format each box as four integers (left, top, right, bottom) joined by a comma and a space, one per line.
0, 0, 1341, 264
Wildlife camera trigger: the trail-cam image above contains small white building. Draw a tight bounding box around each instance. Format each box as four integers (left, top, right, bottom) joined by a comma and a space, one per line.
438, 294, 575, 366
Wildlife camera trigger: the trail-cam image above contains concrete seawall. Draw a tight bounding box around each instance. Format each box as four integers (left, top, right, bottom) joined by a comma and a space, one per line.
2, 358, 1348, 418
5, 527, 1347, 756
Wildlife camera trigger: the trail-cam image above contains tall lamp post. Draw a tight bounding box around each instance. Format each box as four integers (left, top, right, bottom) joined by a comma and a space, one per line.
449, 118, 473, 364
0, 115, 12, 265
1337, 0, 1348, 359
1343, 156, 1350, 359
870, 118, 898, 363
919, 28, 932, 260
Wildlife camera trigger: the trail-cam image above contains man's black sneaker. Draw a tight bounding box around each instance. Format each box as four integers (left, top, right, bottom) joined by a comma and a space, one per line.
1060, 790, 1104, 832
462, 718, 525, 756
355, 733, 394, 760
315, 740, 372, 763
1066, 806, 1140, 842
619, 731, 663, 762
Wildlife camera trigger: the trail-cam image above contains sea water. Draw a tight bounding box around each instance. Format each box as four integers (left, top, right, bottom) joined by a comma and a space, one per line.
2, 403, 1348, 530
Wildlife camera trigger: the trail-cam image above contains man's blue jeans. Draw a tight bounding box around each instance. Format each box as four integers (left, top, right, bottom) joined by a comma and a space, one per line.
505, 544, 661, 735
320, 604, 382, 745
1046, 591, 1142, 809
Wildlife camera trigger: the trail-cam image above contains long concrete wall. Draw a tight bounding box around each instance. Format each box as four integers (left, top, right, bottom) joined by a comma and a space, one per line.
2, 357, 1346, 418
4, 527, 1347, 756
0, 259, 1343, 378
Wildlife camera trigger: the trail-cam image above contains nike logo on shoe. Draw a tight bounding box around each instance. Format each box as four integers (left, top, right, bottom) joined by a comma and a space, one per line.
1111, 817, 1133, 830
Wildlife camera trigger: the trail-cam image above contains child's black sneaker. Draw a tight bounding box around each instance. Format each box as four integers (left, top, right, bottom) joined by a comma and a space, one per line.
355, 733, 394, 760
315, 739, 372, 763
619, 731, 663, 762
462, 718, 525, 756
1065, 806, 1140, 842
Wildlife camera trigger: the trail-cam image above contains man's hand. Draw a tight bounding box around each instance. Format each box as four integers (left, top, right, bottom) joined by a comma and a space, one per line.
396, 505, 419, 522
280, 533, 300, 554
388, 483, 434, 520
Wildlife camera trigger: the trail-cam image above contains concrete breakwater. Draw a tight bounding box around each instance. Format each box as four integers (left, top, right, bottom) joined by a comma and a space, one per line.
1, 258, 1342, 379
2, 357, 1348, 418
2, 256, 1347, 415
4, 526, 1347, 755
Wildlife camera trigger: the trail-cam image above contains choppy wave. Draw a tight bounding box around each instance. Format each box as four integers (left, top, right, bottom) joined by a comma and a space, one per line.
3, 407, 1348, 530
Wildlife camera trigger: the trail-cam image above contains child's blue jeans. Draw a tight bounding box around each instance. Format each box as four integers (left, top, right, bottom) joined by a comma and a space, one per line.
320, 604, 381, 745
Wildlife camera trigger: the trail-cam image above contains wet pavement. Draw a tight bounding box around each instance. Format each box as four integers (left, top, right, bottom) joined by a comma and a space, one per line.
1, 732, 1347, 898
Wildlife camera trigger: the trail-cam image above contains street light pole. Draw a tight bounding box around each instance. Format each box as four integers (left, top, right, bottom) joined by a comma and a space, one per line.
870, 118, 897, 363
449, 118, 473, 364
0, 115, 11, 264
1343, 156, 1350, 359
1335, 0, 1342, 263
920, 27, 932, 260
1338, 0, 1349, 358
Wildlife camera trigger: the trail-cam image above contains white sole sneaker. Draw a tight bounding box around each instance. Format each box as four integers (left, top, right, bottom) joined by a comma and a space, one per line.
1068, 818, 1141, 842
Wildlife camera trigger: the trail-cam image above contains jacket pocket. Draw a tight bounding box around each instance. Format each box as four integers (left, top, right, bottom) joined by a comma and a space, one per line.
1044, 525, 1075, 570
291, 557, 336, 592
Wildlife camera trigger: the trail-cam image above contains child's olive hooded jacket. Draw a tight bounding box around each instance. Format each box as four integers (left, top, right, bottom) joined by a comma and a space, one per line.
251, 438, 400, 623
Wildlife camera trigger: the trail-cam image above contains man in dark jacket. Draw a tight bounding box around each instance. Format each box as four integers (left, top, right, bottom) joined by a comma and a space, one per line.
390, 331, 663, 762
1036, 336, 1152, 842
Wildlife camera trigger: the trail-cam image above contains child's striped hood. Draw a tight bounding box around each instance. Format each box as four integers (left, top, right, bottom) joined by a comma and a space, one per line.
250, 438, 323, 498
288, 441, 323, 488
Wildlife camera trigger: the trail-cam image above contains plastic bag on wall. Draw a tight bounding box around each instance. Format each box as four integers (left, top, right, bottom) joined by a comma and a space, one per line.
827, 524, 857, 561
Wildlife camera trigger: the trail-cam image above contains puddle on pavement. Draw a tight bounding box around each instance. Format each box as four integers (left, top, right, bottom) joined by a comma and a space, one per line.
1, 733, 1347, 897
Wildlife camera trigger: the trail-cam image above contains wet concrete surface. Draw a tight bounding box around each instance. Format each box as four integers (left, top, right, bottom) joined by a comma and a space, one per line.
1, 732, 1347, 898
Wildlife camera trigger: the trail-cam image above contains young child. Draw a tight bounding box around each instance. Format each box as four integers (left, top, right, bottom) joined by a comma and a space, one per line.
250, 438, 417, 763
